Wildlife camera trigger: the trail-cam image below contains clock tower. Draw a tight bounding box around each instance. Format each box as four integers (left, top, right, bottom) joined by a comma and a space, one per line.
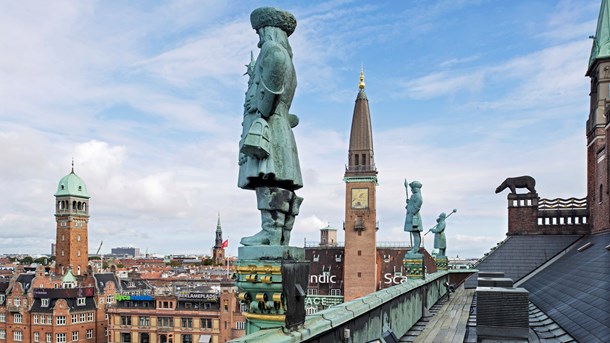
54, 163, 90, 276
343, 70, 378, 301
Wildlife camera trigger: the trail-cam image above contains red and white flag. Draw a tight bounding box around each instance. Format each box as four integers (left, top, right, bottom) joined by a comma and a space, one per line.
221, 240, 228, 249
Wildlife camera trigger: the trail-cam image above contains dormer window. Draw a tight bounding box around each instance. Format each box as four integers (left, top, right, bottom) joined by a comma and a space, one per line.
41, 298, 49, 307
77, 297, 86, 306
61, 185, 65, 190
128, 282, 135, 288
78, 186, 82, 191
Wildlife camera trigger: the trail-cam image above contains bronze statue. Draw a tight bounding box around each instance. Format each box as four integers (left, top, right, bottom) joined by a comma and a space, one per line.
430, 213, 447, 256
495, 175, 536, 194
238, 7, 303, 246
404, 180, 423, 255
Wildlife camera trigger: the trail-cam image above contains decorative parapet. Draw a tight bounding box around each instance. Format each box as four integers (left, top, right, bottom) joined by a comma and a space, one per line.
228, 271, 457, 343
507, 194, 589, 235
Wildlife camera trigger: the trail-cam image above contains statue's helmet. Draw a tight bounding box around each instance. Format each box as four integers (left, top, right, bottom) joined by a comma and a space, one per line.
250, 7, 297, 36
409, 181, 422, 189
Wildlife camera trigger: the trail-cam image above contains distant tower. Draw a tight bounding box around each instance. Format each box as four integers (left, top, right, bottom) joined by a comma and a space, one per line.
320, 224, 338, 247
343, 70, 378, 301
54, 163, 90, 276
586, 0, 610, 234
212, 213, 226, 265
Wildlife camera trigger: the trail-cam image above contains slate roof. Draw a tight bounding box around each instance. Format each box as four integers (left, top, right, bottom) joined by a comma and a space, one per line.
521, 233, 610, 343
465, 235, 581, 288
30, 297, 97, 313
94, 273, 120, 292
14, 273, 36, 292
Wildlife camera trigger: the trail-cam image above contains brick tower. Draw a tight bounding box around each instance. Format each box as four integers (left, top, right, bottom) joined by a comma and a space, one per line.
212, 213, 226, 265
54, 163, 90, 276
343, 70, 378, 301
586, 0, 610, 234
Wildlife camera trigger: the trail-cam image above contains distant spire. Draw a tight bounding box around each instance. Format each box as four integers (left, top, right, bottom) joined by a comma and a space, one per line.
216, 212, 222, 232
359, 67, 365, 90
346, 69, 377, 176
71, 157, 74, 173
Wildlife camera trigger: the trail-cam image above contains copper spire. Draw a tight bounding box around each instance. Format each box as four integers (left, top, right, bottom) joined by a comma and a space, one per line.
346, 70, 376, 176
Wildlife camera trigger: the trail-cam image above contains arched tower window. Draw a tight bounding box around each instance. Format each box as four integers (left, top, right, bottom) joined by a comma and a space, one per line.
72, 201, 77, 210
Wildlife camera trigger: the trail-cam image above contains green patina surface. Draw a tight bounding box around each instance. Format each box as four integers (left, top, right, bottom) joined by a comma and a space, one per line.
55, 171, 90, 198
229, 271, 451, 343
589, 0, 610, 69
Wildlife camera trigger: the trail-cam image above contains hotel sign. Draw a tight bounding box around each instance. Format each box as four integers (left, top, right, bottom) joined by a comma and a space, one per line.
34, 287, 94, 299
304, 295, 343, 308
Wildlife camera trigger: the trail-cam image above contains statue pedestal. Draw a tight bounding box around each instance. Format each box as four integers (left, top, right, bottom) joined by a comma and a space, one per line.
235, 246, 309, 335
434, 255, 448, 271
404, 252, 424, 280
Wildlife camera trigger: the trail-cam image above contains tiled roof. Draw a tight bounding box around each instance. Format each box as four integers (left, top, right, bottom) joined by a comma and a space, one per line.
521, 233, 610, 343
465, 235, 581, 288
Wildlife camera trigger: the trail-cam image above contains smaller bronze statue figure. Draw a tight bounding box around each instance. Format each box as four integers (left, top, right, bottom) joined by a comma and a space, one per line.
425, 209, 457, 257
404, 179, 423, 255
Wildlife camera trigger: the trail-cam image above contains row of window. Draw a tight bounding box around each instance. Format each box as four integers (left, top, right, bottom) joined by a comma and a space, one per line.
33, 312, 94, 325
120, 316, 214, 329
306, 289, 342, 296
0, 329, 93, 342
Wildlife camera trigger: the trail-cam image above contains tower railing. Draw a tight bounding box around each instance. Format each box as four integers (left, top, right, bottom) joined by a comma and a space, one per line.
345, 164, 377, 172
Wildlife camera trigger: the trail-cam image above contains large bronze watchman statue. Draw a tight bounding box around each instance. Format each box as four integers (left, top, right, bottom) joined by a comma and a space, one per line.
238, 7, 303, 246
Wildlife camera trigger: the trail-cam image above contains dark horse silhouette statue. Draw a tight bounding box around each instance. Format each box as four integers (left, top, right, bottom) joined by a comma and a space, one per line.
495, 176, 536, 194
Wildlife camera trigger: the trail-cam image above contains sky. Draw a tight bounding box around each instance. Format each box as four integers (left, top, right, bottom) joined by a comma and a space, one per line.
0, 0, 601, 258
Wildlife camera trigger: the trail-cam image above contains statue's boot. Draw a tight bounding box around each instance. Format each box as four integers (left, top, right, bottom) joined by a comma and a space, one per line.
409, 233, 421, 255
281, 195, 303, 246
240, 187, 292, 246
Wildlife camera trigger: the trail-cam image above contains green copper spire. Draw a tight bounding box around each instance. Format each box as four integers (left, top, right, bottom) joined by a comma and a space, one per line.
588, 0, 610, 71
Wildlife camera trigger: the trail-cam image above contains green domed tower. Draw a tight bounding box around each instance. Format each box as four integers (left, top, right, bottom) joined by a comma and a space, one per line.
54, 163, 90, 276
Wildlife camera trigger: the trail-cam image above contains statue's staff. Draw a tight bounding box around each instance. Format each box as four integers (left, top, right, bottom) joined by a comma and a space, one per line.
424, 208, 457, 236
404, 179, 411, 246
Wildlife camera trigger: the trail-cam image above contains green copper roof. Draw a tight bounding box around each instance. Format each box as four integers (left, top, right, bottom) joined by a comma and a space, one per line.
589, 0, 610, 70
62, 269, 77, 283
55, 170, 90, 198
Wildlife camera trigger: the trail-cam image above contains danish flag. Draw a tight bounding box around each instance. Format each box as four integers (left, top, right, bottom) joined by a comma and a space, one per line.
221, 240, 229, 249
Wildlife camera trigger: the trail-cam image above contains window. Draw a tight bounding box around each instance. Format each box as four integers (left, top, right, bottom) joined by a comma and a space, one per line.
0, 330, 5, 339
14, 297, 20, 306
358, 272, 362, 278
34, 332, 40, 342
86, 330, 93, 339
201, 318, 212, 329
41, 298, 49, 307
71, 332, 78, 341
240, 303, 248, 313
34, 314, 40, 324
121, 316, 131, 326
139, 316, 150, 326
14, 313, 22, 323
358, 250, 362, 256
56, 316, 66, 325
61, 250, 64, 257
236, 321, 246, 330
306, 307, 317, 315
0, 295, 4, 304
56, 333, 66, 343
87, 313, 93, 321
307, 288, 318, 296
330, 289, 342, 296
77, 297, 85, 306
77, 251, 81, 257
120, 333, 131, 343
106, 295, 114, 304
72, 314, 78, 323
182, 334, 192, 343
181, 317, 193, 328
204, 303, 211, 310
13, 331, 22, 342
46, 333, 52, 343
0, 313, 5, 322
47, 315, 52, 324
158, 317, 173, 328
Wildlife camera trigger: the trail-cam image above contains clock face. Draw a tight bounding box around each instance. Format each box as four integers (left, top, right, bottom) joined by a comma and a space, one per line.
351, 188, 369, 209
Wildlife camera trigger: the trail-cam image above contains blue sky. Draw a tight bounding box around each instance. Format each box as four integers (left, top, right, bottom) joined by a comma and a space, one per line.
0, 0, 600, 258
